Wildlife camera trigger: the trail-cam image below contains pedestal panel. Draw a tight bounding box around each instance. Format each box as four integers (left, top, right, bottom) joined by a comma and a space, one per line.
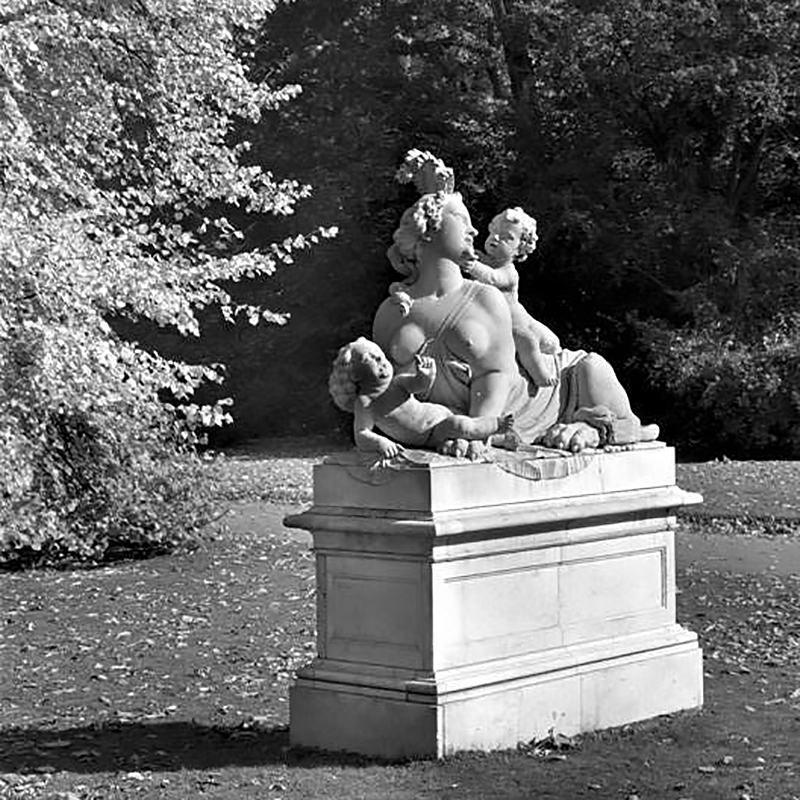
322, 554, 431, 669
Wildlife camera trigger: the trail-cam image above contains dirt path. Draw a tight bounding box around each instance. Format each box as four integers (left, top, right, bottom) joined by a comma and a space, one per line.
226, 499, 800, 576
678, 530, 800, 576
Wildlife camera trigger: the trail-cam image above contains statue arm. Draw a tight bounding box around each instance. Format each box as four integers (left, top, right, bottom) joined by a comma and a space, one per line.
511, 304, 561, 354
528, 316, 561, 353
470, 368, 513, 418
394, 355, 436, 395
372, 299, 399, 353
463, 260, 518, 293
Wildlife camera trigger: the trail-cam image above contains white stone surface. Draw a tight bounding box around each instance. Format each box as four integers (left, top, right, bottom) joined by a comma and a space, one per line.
285, 444, 704, 758
311, 442, 677, 513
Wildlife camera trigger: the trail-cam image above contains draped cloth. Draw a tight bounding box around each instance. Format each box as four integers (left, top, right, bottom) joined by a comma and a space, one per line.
417, 281, 588, 444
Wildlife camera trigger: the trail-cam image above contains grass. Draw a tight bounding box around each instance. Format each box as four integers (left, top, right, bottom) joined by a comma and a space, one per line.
1, 439, 798, 799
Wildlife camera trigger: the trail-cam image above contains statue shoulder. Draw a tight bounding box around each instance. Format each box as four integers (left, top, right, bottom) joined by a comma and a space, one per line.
373, 296, 404, 348
468, 280, 511, 319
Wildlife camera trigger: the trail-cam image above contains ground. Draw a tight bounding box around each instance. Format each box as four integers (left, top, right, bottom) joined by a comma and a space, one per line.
1, 440, 798, 799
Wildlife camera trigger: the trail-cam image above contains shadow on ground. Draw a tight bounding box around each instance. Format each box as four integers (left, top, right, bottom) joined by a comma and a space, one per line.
0, 721, 387, 774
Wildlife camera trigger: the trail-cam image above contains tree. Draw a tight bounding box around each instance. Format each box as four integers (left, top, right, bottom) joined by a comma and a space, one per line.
490, 0, 800, 326
226, 1, 520, 442
208, 0, 800, 455
0, 0, 335, 565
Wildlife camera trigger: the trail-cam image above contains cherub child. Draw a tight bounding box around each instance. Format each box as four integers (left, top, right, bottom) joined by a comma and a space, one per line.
462, 207, 561, 387
328, 337, 514, 460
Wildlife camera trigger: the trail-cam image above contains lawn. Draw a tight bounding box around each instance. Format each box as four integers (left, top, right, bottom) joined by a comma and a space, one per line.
1, 440, 798, 799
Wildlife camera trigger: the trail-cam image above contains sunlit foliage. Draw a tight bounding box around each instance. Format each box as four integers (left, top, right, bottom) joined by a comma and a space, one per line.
0, 0, 335, 565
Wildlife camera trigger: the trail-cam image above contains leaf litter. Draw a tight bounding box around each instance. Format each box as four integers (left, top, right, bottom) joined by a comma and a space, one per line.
677, 460, 800, 535
1, 442, 799, 799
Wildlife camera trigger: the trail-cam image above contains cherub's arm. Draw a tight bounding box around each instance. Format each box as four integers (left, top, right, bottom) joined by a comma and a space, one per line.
528, 317, 561, 355
393, 354, 436, 395
353, 397, 404, 458
510, 304, 562, 354
528, 317, 561, 354
462, 260, 518, 293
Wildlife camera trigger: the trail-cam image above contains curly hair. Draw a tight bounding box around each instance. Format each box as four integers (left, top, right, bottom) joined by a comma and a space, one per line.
496, 207, 538, 262
328, 341, 360, 412
389, 191, 462, 271
328, 337, 389, 413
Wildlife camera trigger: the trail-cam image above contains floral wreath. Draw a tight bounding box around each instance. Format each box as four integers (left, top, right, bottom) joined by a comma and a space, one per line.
393, 149, 457, 244
395, 149, 455, 195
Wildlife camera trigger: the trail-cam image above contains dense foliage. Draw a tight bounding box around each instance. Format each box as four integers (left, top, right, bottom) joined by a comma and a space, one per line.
0, 0, 334, 566
2, 1, 798, 568
243, 0, 800, 457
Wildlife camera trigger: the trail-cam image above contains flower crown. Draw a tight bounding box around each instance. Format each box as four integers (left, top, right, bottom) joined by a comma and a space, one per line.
395, 149, 455, 195
386, 150, 456, 314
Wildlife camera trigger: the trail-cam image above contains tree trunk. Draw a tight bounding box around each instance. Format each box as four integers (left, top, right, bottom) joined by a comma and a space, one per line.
488, 0, 536, 109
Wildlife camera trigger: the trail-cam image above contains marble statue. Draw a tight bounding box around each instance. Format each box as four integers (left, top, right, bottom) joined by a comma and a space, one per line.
296, 157, 702, 761
369, 149, 659, 458
329, 336, 515, 461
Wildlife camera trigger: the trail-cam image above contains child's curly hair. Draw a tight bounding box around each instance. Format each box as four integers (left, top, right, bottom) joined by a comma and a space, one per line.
498, 207, 538, 261
328, 340, 361, 412
329, 337, 390, 413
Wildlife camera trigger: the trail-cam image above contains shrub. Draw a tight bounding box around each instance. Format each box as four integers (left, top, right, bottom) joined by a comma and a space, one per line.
0, 409, 220, 568
631, 313, 800, 459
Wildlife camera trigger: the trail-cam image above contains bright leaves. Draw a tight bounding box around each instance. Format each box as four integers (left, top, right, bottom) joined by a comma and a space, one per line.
0, 0, 335, 565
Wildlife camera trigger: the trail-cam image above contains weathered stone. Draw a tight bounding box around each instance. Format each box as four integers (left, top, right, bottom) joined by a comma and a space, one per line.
285, 444, 703, 758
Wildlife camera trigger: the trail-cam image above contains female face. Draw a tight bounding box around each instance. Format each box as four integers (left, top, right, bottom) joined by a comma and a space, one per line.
429, 195, 478, 262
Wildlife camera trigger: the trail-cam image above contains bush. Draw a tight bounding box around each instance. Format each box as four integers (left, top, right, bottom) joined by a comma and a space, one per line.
631, 314, 800, 459
0, 409, 220, 569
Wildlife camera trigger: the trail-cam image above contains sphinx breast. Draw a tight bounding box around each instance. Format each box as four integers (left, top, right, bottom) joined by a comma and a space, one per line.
450, 317, 493, 361
388, 321, 428, 367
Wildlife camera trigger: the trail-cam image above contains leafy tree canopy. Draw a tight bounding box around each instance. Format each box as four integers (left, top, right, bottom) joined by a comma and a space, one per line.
0, 0, 335, 565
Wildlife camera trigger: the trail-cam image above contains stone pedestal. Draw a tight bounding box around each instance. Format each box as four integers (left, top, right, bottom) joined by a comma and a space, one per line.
284, 443, 703, 758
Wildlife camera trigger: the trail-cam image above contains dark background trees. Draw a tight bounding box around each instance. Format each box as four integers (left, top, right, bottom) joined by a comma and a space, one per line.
7, 0, 795, 566
198, 0, 799, 458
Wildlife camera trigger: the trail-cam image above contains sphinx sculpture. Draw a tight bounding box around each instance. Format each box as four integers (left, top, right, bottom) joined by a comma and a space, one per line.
333, 149, 659, 459
296, 152, 702, 760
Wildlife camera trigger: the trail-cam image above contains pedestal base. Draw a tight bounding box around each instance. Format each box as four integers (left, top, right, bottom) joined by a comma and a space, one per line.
285, 444, 703, 758
290, 628, 702, 758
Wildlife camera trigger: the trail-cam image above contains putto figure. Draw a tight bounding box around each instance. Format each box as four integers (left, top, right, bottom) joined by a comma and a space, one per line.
462, 207, 562, 387
372, 149, 659, 457
328, 337, 514, 461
